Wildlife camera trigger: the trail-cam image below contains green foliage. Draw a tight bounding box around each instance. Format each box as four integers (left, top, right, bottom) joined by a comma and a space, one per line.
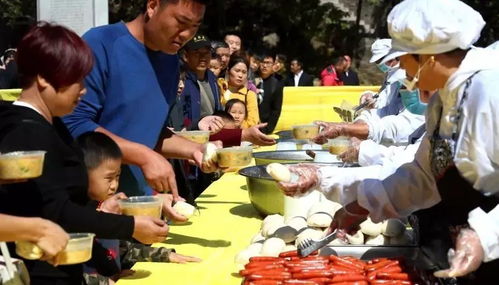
0, 0, 35, 26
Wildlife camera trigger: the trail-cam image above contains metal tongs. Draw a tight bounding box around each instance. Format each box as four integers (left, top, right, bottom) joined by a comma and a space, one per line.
353, 93, 379, 112
297, 230, 338, 257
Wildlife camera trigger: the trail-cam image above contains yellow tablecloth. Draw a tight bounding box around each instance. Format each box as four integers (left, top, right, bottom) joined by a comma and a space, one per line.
117, 147, 277, 285
0, 89, 21, 101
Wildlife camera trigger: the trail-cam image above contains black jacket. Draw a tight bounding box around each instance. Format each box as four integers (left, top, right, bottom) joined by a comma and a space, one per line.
284, 71, 314, 87
339, 69, 360, 86
0, 102, 134, 284
258, 75, 283, 134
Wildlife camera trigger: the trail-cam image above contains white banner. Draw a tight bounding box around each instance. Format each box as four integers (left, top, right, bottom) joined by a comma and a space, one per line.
37, 0, 108, 36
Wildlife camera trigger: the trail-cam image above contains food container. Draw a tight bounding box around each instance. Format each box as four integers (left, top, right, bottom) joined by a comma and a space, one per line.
119, 196, 163, 218
216, 146, 252, 168
327, 137, 351, 155
176, 130, 210, 144
292, 124, 320, 140
0, 151, 46, 179
16, 233, 95, 265
57, 233, 95, 265
239, 163, 359, 216
253, 150, 345, 166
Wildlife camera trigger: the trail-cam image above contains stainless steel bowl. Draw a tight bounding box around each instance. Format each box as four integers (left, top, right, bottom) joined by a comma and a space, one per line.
253, 150, 343, 166
239, 162, 359, 216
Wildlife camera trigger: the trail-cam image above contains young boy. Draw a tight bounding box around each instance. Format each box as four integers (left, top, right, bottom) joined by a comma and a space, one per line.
77, 132, 200, 285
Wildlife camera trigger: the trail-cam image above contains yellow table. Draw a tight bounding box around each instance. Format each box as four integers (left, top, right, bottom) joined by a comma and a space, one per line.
117, 148, 277, 285
0, 89, 21, 101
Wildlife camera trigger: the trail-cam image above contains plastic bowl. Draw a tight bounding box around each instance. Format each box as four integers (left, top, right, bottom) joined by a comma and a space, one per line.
16, 233, 95, 265
327, 137, 352, 155
292, 124, 319, 140
177, 131, 210, 144
119, 196, 163, 218
216, 146, 253, 167
57, 233, 95, 265
0, 151, 46, 179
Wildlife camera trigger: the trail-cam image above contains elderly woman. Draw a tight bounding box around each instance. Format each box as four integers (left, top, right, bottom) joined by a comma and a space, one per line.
219, 55, 260, 128
0, 22, 167, 284
279, 0, 499, 282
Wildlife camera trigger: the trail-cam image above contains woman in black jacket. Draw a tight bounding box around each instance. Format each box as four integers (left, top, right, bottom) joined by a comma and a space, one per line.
0, 22, 168, 285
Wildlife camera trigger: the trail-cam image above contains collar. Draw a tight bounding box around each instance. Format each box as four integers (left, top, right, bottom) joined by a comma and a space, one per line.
295, 70, 303, 78
13, 100, 43, 116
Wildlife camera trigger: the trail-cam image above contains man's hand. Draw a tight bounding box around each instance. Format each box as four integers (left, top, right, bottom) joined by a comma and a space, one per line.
132, 216, 169, 244
338, 137, 361, 163
313, 121, 346, 144
277, 164, 320, 196
156, 193, 188, 223
99, 193, 128, 214
168, 252, 202, 264
35, 219, 69, 264
139, 148, 178, 195
242, 123, 276, 146
434, 228, 484, 278
198, 116, 225, 134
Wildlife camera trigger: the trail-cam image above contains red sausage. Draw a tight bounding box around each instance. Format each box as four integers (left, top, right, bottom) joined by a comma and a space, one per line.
248, 280, 284, 285
283, 280, 320, 285
366, 260, 398, 271
330, 274, 366, 283
250, 257, 283, 262
240, 264, 287, 276
292, 270, 333, 279
376, 272, 410, 281
247, 272, 291, 281
329, 255, 364, 270
246, 260, 286, 269
279, 251, 299, 258
326, 282, 368, 285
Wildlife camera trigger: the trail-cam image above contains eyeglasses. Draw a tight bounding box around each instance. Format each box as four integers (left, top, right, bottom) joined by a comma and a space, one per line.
261, 61, 274, 66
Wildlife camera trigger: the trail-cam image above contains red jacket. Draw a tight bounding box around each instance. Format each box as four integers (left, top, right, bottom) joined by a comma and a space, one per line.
320, 65, 343, 86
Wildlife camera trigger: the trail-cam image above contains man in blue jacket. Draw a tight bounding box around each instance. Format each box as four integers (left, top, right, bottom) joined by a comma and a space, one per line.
180, 34, 222, 129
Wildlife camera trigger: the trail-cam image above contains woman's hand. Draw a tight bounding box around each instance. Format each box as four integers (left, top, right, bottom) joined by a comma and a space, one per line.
359, 91, 377, 109
434, 228, 484, 278
277, 164, 320, 196
35, 219, 70, 264
338, 137, 361, 163
313, 121, 346, 144
99, 193, 128, 214
329, 202, 369, 235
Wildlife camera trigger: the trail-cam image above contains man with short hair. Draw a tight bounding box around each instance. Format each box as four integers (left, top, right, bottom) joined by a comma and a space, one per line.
257, 53, 283, 134
182, 34, 221, 128
211, 41, 230, 78
339, 55, 360, 86
224, 33, 242, 55
320, 56, 347, 86
284, 58, 313, 87
63, 0, 209, 200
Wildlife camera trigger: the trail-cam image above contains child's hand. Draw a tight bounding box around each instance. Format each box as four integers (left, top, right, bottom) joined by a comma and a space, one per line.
99, 193, 127, 214
168, 252, 202, 263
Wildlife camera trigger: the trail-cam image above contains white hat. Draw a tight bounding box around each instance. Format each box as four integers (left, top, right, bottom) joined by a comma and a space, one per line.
380, 49, 407, 64
369, 39, 392, 63
387, 0, 485, 54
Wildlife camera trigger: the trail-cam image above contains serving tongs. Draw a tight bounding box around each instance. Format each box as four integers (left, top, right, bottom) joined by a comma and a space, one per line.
353, 93, 379, 112
297, 230, 339, 257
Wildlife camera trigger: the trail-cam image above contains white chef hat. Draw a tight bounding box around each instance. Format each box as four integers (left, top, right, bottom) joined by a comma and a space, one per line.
387, 0, 485, 54
369, 39, 392, 63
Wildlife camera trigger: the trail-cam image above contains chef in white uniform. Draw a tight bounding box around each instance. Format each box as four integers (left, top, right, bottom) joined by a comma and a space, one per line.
279, 0, 499, 282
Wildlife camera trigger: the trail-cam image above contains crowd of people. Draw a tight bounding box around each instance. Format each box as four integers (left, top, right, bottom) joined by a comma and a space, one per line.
1, 0, 499, 284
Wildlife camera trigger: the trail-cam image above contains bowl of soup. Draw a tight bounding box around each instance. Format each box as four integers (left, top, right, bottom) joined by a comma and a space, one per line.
216, 146, 253, 168
0, 151, 46, 179
119, 196, 163, 219
176, 131, 210, 144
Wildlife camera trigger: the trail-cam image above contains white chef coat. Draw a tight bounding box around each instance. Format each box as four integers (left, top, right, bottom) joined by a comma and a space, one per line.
374, 67, 406, 109
358, 136, 423, 167
315, 47, 499, 262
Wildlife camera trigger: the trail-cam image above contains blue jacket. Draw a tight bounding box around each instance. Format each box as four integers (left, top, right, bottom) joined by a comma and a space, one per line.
181, 69, 221, 129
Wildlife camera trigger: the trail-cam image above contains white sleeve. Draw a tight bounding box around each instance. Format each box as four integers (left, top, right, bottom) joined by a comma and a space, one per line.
358, 139, 421, 167
468, 205, 499, 262
356, 135, 441, 223
367, 109, 425, 144
454, 71, 499, 195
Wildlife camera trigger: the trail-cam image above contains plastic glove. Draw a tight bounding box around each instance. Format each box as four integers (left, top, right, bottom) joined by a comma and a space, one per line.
277, 163, 320, 196
434, 228, 484, 278
329, 201, 369, 235
312, 121, 346, 144
198, 115, 225, 134
338, 137, 361, 163
359, 91, 377, 109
